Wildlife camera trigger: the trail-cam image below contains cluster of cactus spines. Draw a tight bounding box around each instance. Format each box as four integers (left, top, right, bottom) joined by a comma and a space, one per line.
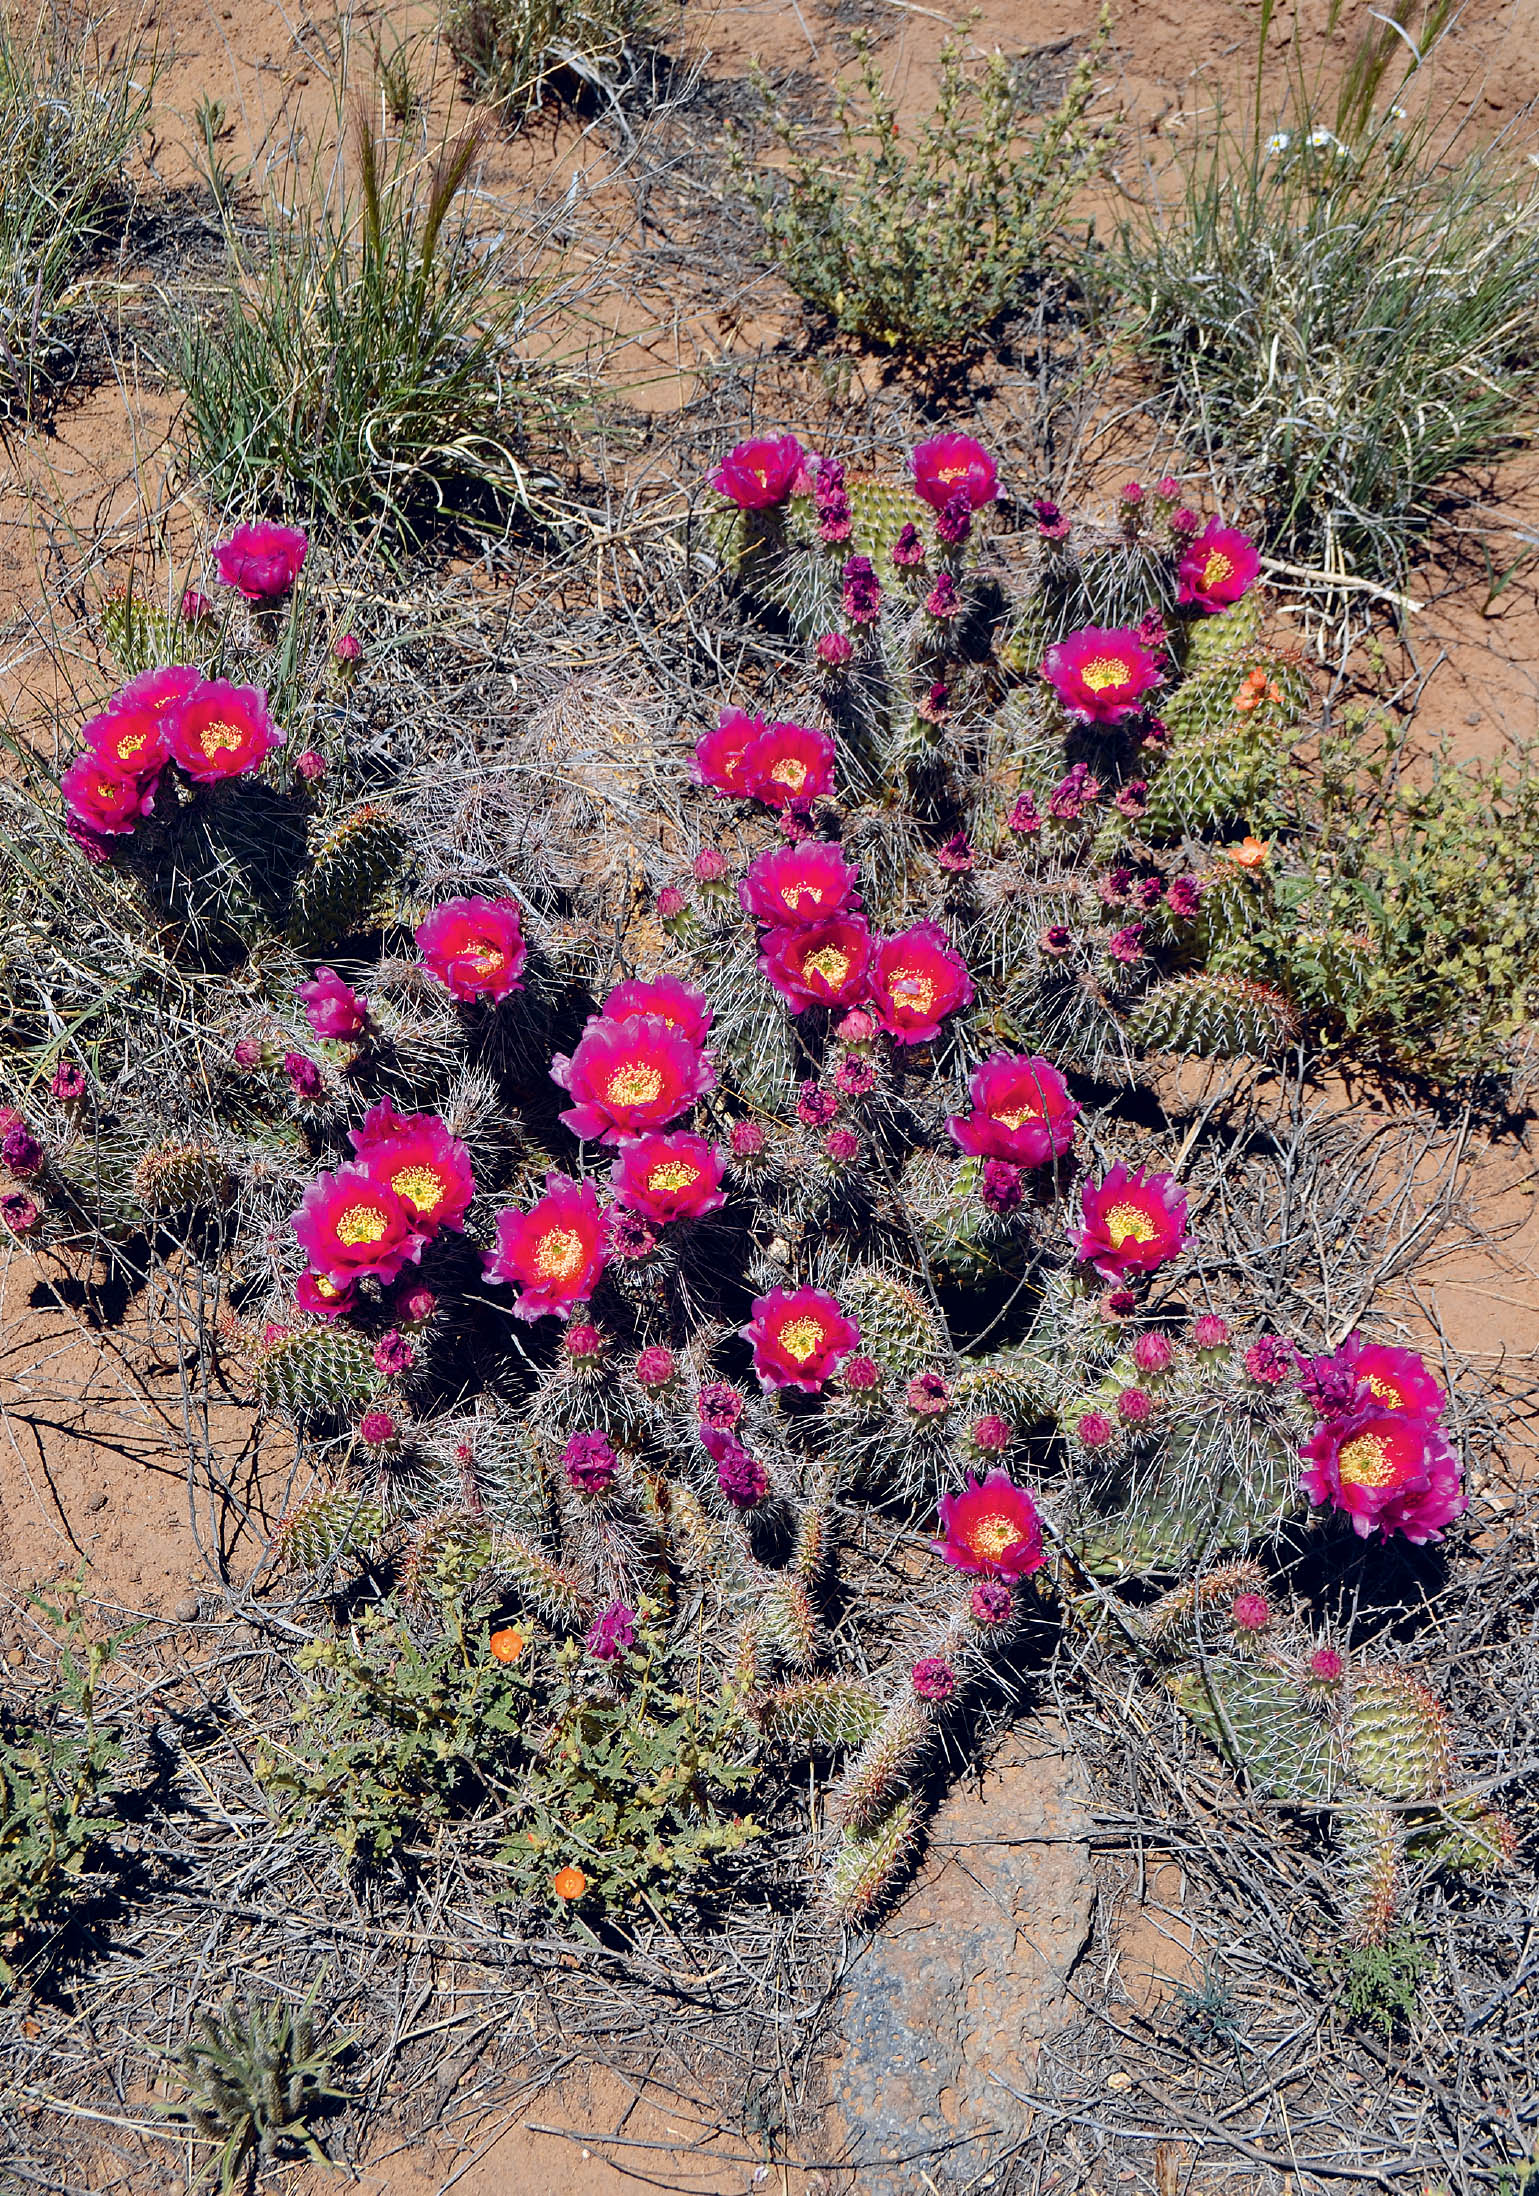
792, 1465, 841, 1586
493, 1530, 592, 1631
1130, 971, 1301, 1059
830, 1696, 934, 1836
824, 1793, 923, 1928
287, 804, 406, 949
272, 1488, 386, 1573
1141, 1560, 1269, 1646
1407, 1797, 1519, 1877
1172, 1659, 1344, 1805
758, 1573, 823, 1673
99, 583, 178, 679
1348, 1670, 1454, 1802
131, 1138, 233, 1214
400, 1509, 497, 1604
254, 1326, 382, 1430
1339, 1799, 1405, 1945
755, 1677, 885, 1753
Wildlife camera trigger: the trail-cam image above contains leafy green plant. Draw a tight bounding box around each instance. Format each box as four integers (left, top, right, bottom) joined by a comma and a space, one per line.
0, 12, 153, 415
444, 0, 658, 116
0, 1590, 127, 1983
1332, 1929, 1430, 2037
179, 109, 570, 541
165, 1982, 351, 2192
257, 1596, 757, 1911
734, 19, 1110, 354
1120, 2, 1539, 582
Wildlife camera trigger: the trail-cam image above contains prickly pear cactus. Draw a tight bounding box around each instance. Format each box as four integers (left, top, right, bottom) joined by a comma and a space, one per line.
287, 804, 405, 948
255, 1326, 382, 1430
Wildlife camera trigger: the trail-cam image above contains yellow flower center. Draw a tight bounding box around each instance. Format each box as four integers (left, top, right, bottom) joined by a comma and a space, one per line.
114, 727, 150, 759
391, 1163, 447, 1211
1104, 1201, 1156, 1246
1365, 1373, 1401, 1403
198, 719, 245, 756
777, 1315, 826, 1362
891, 969, 936, 1013
937, 461, 967, 482
967, 1511, 1019, 1559
1203, 550, 1235, 588
607, 1062, 665, 1107
786, 882, 823, 907
533, 1226, 585, 1278
803, 946, 850, 985
994, 1099, 1042, 1130
335, 1201, 390, 1246
1080, 655, 1131, 694
465, 944, 505, 974
1338, 1432, 1398, 1489
647, 1159, 699, 1193
770, 756, 808, 790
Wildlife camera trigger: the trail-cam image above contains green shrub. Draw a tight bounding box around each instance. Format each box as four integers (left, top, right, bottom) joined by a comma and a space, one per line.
0, 1597, 127, 1982
444, 0, 657, 115
256, 1598, 757, 1911
0, 13, 153, 415
1120, 7, 1539, 582
179, 111, 569, 541
1333, 1930, 1430, 2037
735, 19, 1110, 354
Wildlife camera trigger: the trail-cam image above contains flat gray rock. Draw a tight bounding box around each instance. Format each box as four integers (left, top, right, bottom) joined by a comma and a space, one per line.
827, 1725, 1097, 2192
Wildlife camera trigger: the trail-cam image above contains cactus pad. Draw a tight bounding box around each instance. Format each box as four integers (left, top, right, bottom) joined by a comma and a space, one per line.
1348, 1670, 1453, 1801
288, 805, 405, 948
255, 1325, 381, 1429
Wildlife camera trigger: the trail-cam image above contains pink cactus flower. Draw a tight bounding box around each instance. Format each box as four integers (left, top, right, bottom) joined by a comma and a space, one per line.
947, 1053, 1079, 1168
1069, 1164, 1188, 1282
931, 1471, 1044, 1579
709, 433, 805, 509
739, 842, 862, 929
292, 1164, 420, 1288
609, 1130, 725, 1222
866, 922, 972, 1045
213, 521, 308, 601
552, 1014, 714, 1144
1041, 625, 1163, 726
415, 896, 527, 1003
168, 680, 285, 782
351, 1101, 475, 1238
758, 915, 872, 1013
296, 967, 367, 1040
1176, 521, 1260, 612
694, 707, 767, 797
741, 1284, 860, 1394
1299, 1408, 1466, 1544
600, 974, 713, 1048
741, 721, 837, 813
910, 433, 998, 512
483, 1171, 609, 1321
60, 754, 157, 835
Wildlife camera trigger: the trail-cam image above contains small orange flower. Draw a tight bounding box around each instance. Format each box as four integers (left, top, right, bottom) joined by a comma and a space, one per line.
1224, 836, 1271, 870
488, 1626, 527, 1664
552, 1865, 588, 1900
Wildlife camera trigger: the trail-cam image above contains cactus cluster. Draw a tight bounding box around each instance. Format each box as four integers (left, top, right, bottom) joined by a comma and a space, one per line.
6, 448, 1509, 1943
1155, 1589, 1515, 1942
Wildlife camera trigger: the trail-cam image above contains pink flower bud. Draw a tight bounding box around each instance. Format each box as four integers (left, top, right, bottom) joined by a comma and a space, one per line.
296, 750, 327, 782
1132, 1331, 1173, 1374
1232, 1592, 1270, 1632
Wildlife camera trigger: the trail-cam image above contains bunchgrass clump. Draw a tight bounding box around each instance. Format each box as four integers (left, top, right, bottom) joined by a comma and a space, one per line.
166, 1984, 351, 2192
179, 109, 572, 543
1120, 4, 1539, 583
735, 20, 1111, 355
444, 0, 658, 117
0, 11, 153, 416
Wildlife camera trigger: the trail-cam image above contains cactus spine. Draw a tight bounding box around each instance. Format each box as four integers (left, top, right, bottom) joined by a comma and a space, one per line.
1348, 1670, 1452, 1801
273, 1488, 385, 1572
824, 1797, 921, 1927
255, 1326, 381, 1429
755, 1678, 884, 1753
493, 1532, 591, 1630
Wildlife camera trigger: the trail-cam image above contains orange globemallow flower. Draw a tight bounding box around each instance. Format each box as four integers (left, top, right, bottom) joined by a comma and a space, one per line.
1224, 836, 1271, 869
488, 1626, 527, 1664
552, 1865, 588, 1900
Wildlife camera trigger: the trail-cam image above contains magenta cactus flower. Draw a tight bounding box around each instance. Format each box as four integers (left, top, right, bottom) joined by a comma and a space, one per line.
609, 1130, 725, 1222
1299, 1408, 1466, 1543
758, 915, 872, 1013
741, 721, 836, 812
213, 521, 307, 600
694, 707, 767, 797
867, 922, 973, 1045
709, 433, 804, 509
1176, 520, 1260, 611
931, 1471, 1044, 1579
351, 1101, 475, 1238
295, 967, 367, 1040
1041, 625, 1163, 725
739, 842, 862, 929
552, 1014, 714, 1143
947, 1053, 1079, 1168
292, 1165, 420, 1288
60, 754, 157, 835
910, 433, 997, 511
483, 1172, 609, 1321
415, 897, 526, 1003
1069, 1164, 1188, 1282
564, 1430, 618, 1493
742, 1284, 860, 1393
